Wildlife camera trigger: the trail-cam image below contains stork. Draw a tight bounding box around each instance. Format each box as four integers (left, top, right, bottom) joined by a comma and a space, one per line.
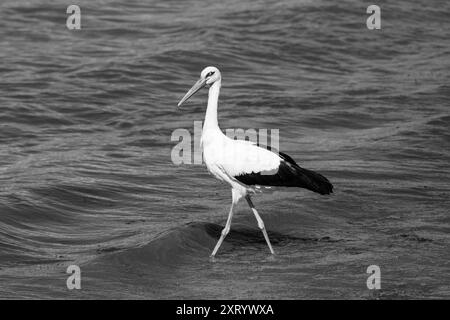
178, 66, 333, 257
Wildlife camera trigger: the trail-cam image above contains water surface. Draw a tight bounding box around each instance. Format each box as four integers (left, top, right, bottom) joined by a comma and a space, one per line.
0, 0, 449, 299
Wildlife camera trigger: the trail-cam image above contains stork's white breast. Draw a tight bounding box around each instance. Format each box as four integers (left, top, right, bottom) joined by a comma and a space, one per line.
203, 135, 281, 179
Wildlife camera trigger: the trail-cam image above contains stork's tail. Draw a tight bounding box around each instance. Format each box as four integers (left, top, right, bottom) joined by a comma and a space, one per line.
293, 165, 333, 195
277, 151, 333, 195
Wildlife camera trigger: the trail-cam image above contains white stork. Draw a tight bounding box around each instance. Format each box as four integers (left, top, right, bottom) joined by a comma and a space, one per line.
178, 66, 333, 257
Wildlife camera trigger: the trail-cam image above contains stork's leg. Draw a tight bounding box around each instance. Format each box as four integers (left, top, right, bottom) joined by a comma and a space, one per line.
245, 196, 275, 255
211, 189, 241, 257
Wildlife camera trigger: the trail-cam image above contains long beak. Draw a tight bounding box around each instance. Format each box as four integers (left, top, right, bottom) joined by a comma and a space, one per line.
178, 78, 206, 107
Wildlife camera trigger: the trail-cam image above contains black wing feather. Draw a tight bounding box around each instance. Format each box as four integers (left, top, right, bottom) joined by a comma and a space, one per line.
234, 149, 333, 195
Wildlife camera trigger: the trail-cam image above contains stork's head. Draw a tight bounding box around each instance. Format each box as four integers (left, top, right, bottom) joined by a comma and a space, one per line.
178, 66, 221, 107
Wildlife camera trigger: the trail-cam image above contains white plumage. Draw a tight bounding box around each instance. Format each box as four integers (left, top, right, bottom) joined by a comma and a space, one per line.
202, 132, 280, 181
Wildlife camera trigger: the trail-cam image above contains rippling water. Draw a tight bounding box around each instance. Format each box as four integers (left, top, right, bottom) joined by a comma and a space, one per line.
0, 0, 449, 299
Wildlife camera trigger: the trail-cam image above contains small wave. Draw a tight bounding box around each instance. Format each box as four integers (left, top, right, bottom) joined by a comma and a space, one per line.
87, 221, 342, 270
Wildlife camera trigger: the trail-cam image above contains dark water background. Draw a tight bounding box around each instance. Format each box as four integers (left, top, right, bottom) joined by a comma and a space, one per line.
0, 0, 449, 299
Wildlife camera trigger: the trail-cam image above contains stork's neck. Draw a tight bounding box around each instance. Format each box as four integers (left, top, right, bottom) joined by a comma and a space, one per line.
203, 80, 221, 131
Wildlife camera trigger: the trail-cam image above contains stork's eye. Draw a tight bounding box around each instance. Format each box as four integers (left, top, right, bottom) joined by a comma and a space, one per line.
206, 71, 215, 77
